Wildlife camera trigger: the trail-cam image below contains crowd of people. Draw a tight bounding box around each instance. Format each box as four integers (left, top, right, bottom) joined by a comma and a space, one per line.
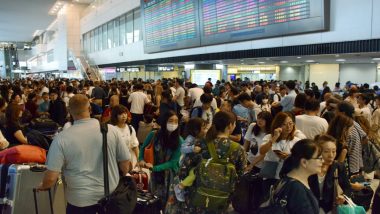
0, 77, 379, 213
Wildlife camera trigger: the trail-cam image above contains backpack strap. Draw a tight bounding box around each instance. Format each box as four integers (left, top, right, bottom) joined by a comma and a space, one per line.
197, 107, 203, 118
128, 125, 133, 135
207, 141, 219, 161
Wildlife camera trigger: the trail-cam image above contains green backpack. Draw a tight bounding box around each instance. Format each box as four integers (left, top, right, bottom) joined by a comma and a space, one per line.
190, 141, 239, 211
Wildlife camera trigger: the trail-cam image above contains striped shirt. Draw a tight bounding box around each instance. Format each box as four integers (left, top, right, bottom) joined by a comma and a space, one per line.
347, 122, 367, 174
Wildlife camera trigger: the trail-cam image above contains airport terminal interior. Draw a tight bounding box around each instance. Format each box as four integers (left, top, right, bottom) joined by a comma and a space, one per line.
1, 0, 380, 213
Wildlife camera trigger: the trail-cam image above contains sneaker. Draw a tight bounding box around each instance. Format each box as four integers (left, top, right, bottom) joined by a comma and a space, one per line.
174, 184, 185, 202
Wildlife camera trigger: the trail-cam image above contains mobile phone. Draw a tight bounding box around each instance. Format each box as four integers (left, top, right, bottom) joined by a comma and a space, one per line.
360, 182, 371, 187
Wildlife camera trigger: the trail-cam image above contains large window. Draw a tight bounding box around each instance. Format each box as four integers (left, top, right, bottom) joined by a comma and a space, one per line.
94, 28, 99, 52
126, 12, 134, 44
107, 22, 113, 49
83, 8, 142, 52
98, 27, 103, 51
113, 19, 120, 47
102, 24, 107, 50
120, 15, 126, 45
133, 9, 142, 42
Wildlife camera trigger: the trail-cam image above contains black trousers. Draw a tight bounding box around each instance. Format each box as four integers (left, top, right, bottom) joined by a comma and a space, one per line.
66, 203, 102, 214
131, 113, 144, 132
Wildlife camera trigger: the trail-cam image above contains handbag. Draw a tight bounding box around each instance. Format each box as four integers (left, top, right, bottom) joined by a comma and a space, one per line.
98, 122, 138, 214
336, 195, 366, 214
144, 131, 157, 165
259, 161, 279, 179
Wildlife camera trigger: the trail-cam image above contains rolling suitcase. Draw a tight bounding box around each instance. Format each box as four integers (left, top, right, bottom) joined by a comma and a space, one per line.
131, 170, 149, 191
1, 164, 55, 214
133, 191, 161, 214
33, 188, 54, 214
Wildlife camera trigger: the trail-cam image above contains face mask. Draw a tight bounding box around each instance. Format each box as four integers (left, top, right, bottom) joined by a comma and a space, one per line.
167, 123, 178, 132
262, 99, 268, 104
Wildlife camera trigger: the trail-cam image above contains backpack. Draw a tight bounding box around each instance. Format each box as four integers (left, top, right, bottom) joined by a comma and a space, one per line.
190, 106, 215, 118
362, 140, 380, 173
190, 141, 239, 211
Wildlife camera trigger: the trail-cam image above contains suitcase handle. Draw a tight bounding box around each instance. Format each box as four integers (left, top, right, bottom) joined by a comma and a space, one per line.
33, 188, 54, 214
29, 165, 47, 172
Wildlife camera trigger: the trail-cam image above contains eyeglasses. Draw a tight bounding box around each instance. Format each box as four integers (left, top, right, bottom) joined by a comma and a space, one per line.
282, 122, 294, 127
311, 157, 323, 161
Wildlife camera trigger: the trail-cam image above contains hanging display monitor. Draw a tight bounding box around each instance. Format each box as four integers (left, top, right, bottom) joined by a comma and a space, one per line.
141, 0, 329, 53
141, 0, 201, 53
199, 0, 329, 45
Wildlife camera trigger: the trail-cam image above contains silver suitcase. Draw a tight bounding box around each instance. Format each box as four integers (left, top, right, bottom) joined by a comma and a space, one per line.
2, 164, 55, 214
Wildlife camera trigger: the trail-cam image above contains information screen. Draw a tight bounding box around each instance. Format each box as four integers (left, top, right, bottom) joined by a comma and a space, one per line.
191, 69, 221, 86
141, 0, 201, 53
200, 0, 329, 45
141, 0, 329, 53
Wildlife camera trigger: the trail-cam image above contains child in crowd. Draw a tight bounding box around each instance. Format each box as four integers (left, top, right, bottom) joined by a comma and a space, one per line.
174, 118, 207, 202
137, 114, 154, 144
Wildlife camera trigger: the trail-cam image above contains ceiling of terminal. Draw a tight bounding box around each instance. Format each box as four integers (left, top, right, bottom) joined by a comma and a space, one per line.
0, 0, 56, 42
178, 53, 380, 66
0, 0, 94, 42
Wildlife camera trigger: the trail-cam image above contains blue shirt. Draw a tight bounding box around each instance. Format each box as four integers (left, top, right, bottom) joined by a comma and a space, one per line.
280, 90, 297, 112
38, 101, 49, 112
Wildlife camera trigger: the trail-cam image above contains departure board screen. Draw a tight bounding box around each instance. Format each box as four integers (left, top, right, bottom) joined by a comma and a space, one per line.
141, 0, 329, 53
141, 0, 201, 53
200, 0, 329, 46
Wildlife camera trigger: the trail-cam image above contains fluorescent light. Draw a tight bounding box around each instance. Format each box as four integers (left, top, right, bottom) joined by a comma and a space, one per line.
280, 61, 288, 63
336, 59, 346, 62
297, 57, 302, 59
305, 60, 315, 63
258, 62, 265, 64
372, 58, 380, 61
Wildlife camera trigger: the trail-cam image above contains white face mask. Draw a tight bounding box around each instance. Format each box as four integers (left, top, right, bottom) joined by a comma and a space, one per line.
262, 99, 269, 104
167, 123, 178, 132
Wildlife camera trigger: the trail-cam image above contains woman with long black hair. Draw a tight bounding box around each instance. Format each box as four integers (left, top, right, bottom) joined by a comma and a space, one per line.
138, 110, 184, 210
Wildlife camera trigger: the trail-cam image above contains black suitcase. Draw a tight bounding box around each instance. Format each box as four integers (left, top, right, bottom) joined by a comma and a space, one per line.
133, 191, 161, 214
231, 171, 263, 214
373, 185, 380, 214
30, 118, 59, 135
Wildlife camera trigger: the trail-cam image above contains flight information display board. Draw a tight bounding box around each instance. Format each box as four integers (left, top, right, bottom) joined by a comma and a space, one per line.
200, 0, 329, 45
141, 0, 201, 53
141, 0, 329, 53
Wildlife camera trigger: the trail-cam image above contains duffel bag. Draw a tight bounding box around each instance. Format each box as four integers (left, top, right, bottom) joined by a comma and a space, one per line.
30, 118, 59, 135
0, 145, 46, 164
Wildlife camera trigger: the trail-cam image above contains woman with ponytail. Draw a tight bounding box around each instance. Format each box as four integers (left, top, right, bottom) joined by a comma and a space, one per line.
205, 111, 247, 176
271, 139, 322, 214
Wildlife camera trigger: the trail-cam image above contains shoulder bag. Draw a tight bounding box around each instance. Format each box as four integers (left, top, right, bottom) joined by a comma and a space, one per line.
98, 122, 138, 214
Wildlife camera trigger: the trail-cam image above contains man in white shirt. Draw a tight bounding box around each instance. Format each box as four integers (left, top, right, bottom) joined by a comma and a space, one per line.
173, 79, 185, 109
272, 81, 297, 112
296, 99, 328, 139
193, 86, 217, 110
128, 83, 149, 132
37, 94, 131, 213
188, 83, 204, 105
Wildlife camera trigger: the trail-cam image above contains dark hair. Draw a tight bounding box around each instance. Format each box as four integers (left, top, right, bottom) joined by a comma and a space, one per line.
27, 93, 36, 100
161, 90, 172, 102
134, 83, 144, 90
294, 93, 307, 109
271, 112, 295, 142
144, 114, 154, 123
0, 98, 6, 109
110, 105, 129, 125
200, 93, 213, 104
337, 101, 355, 118
304, 89, 315, 99
206, 111, 236, 142
314, 134, 336, 146
238, 93, 252, 102
304, 98, 320, 112
357, 93, 370, 105
176, 79, 184, 86
230, 87, 239, 96
280, 139, 321, 177
5, 103, 22, 127
327, 112, 353, 150
159, 110, 180, 150
253, 111, 273, 136
285, 80, 296, 90
203, 86, 212, 94
186, 118, 205, 137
